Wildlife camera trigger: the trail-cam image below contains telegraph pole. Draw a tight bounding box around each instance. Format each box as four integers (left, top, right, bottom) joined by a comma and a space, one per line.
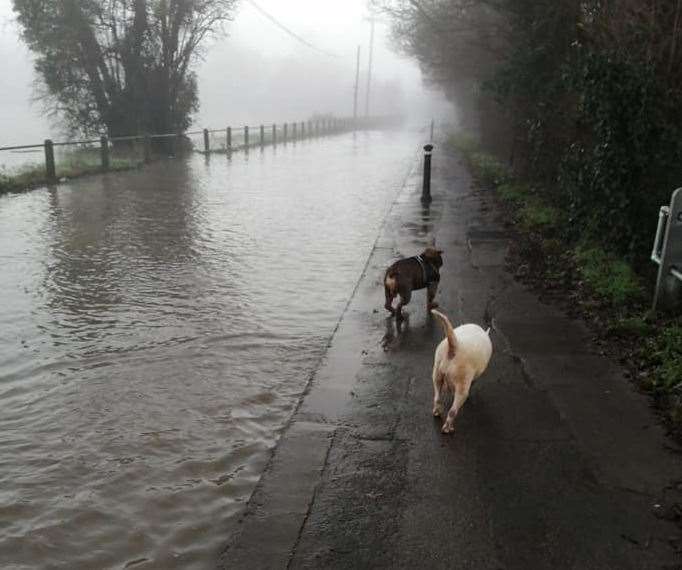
364, 16, 376, 117
353, 45, 361, 122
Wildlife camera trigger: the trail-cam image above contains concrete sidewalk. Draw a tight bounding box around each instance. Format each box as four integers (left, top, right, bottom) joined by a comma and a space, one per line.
220, 144, 682, 569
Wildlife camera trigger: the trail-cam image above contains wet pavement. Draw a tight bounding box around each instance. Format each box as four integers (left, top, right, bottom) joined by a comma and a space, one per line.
222, 141, 682, 569
0, 129, 424, 569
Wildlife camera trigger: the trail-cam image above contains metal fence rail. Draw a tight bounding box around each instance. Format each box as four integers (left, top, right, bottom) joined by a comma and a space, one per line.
651, 188, 682, 310
0, 115, 400, 187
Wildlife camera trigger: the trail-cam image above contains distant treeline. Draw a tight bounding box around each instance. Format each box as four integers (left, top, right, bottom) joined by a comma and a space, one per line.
377, 0, 682, 264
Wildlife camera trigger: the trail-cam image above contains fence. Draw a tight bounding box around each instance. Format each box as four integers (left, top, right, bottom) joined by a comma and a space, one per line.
651, 188, 682, 311
0, 116, 398, 192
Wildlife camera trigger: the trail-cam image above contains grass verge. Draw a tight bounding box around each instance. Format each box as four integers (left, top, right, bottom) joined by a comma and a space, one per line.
449, 131, 682, 437
0, 156, 140, 196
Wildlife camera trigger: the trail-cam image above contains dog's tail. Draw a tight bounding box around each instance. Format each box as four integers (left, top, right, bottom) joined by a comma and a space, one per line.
384, 271, 398, 296
431, 309, 457, 358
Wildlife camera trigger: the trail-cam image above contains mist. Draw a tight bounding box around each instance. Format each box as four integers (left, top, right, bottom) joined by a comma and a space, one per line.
0, 0, 451, 146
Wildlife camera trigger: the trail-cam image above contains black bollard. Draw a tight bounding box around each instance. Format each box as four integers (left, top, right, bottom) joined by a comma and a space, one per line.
422, 144, 434, 204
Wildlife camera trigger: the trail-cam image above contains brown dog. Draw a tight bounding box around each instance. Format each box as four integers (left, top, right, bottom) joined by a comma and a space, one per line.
384, 247, 443, 320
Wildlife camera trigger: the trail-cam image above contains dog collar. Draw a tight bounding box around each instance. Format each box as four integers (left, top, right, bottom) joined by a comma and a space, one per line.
415, 255, 440, 284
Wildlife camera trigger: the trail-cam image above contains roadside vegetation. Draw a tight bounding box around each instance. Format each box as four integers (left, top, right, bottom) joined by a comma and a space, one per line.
376, 0, 682, 434
0, 153, 139, 195
450, 132, 682, 434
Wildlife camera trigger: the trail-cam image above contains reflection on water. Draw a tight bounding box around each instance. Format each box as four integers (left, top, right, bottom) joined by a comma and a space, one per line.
0, 130, 420, 569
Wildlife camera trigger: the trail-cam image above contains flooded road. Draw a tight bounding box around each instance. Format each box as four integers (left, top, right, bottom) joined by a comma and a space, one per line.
0, 129, 421, 569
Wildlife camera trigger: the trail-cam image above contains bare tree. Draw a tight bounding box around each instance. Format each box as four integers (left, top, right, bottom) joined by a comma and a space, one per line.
13, 0, 238, 137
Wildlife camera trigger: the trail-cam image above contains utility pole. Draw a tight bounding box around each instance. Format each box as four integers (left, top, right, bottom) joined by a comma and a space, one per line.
353, 45, 361, 122
364, 16, 376, 117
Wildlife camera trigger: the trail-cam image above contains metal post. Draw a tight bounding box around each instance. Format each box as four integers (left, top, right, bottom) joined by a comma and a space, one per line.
272, 124, 277, 145
422, 144, 434, 204
44, 139, 56, 181
353, 45, 361, 123
653, 188, 682, 310
244, 126, 249, 148
203, 128, 210, 153
226, 127, 231, 152
365, 16, 375, 117
260, 125, 265, 147
100, 135, 109, 170
430, 119, 434, 141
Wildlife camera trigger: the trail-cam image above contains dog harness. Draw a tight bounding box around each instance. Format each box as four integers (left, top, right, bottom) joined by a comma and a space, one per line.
414, 255, 440, 285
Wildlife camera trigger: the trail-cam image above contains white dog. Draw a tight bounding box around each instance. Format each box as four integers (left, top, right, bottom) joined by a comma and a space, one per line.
430, 309, 492, 434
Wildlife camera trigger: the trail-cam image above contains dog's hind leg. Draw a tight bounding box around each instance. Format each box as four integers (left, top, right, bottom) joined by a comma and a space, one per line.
384, 284, 396, 314
441, 376, 472, 434
427, 282, 439, 310
395, 289, 411, 321
432, 366, 445, 417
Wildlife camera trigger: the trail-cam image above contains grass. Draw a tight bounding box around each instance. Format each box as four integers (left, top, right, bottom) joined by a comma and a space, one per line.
645, 324, 682, 391
607, 315, 653, 338
497, 182, 528, 206
0, 153, 140, 195
450, 128, 682, 430
574, 246, 644, 306
518, 199, 561, 232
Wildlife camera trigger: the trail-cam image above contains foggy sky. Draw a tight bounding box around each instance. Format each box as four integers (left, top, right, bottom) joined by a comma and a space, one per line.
0, 0, 450, 146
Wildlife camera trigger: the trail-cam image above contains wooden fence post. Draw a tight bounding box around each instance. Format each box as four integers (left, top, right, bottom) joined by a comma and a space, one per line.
260, 125, 265, 147
100, 135, 109, 170
301, 121, 305, 138
203, 128, 210, 153
293, 122, 297, 140
272, 124, 277, 145
226, 127, 231, 152
244, 126, 249, 148
144, 135, 152, 163
44, 139, 56, 181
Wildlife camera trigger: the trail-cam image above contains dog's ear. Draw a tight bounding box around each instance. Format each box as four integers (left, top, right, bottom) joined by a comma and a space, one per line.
423, 246, 442, 259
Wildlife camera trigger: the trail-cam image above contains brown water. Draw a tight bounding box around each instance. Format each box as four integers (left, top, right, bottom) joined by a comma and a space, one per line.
0, 129, 421, 569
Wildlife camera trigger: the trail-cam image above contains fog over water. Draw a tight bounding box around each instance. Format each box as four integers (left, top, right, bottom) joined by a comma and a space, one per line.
0, 0, 451, 147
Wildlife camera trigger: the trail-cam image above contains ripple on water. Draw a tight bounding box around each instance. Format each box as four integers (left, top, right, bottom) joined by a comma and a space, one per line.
0, 129, 421, 568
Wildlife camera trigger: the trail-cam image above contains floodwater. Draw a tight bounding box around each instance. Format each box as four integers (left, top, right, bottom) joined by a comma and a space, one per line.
0, 129, 421, 569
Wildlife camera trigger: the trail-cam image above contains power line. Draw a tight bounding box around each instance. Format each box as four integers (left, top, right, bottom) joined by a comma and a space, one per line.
245, 0, 341, 59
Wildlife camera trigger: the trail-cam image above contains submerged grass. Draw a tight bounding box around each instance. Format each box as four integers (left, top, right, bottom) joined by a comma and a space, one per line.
449, 130, 682, 430
0, 154, 140, 195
